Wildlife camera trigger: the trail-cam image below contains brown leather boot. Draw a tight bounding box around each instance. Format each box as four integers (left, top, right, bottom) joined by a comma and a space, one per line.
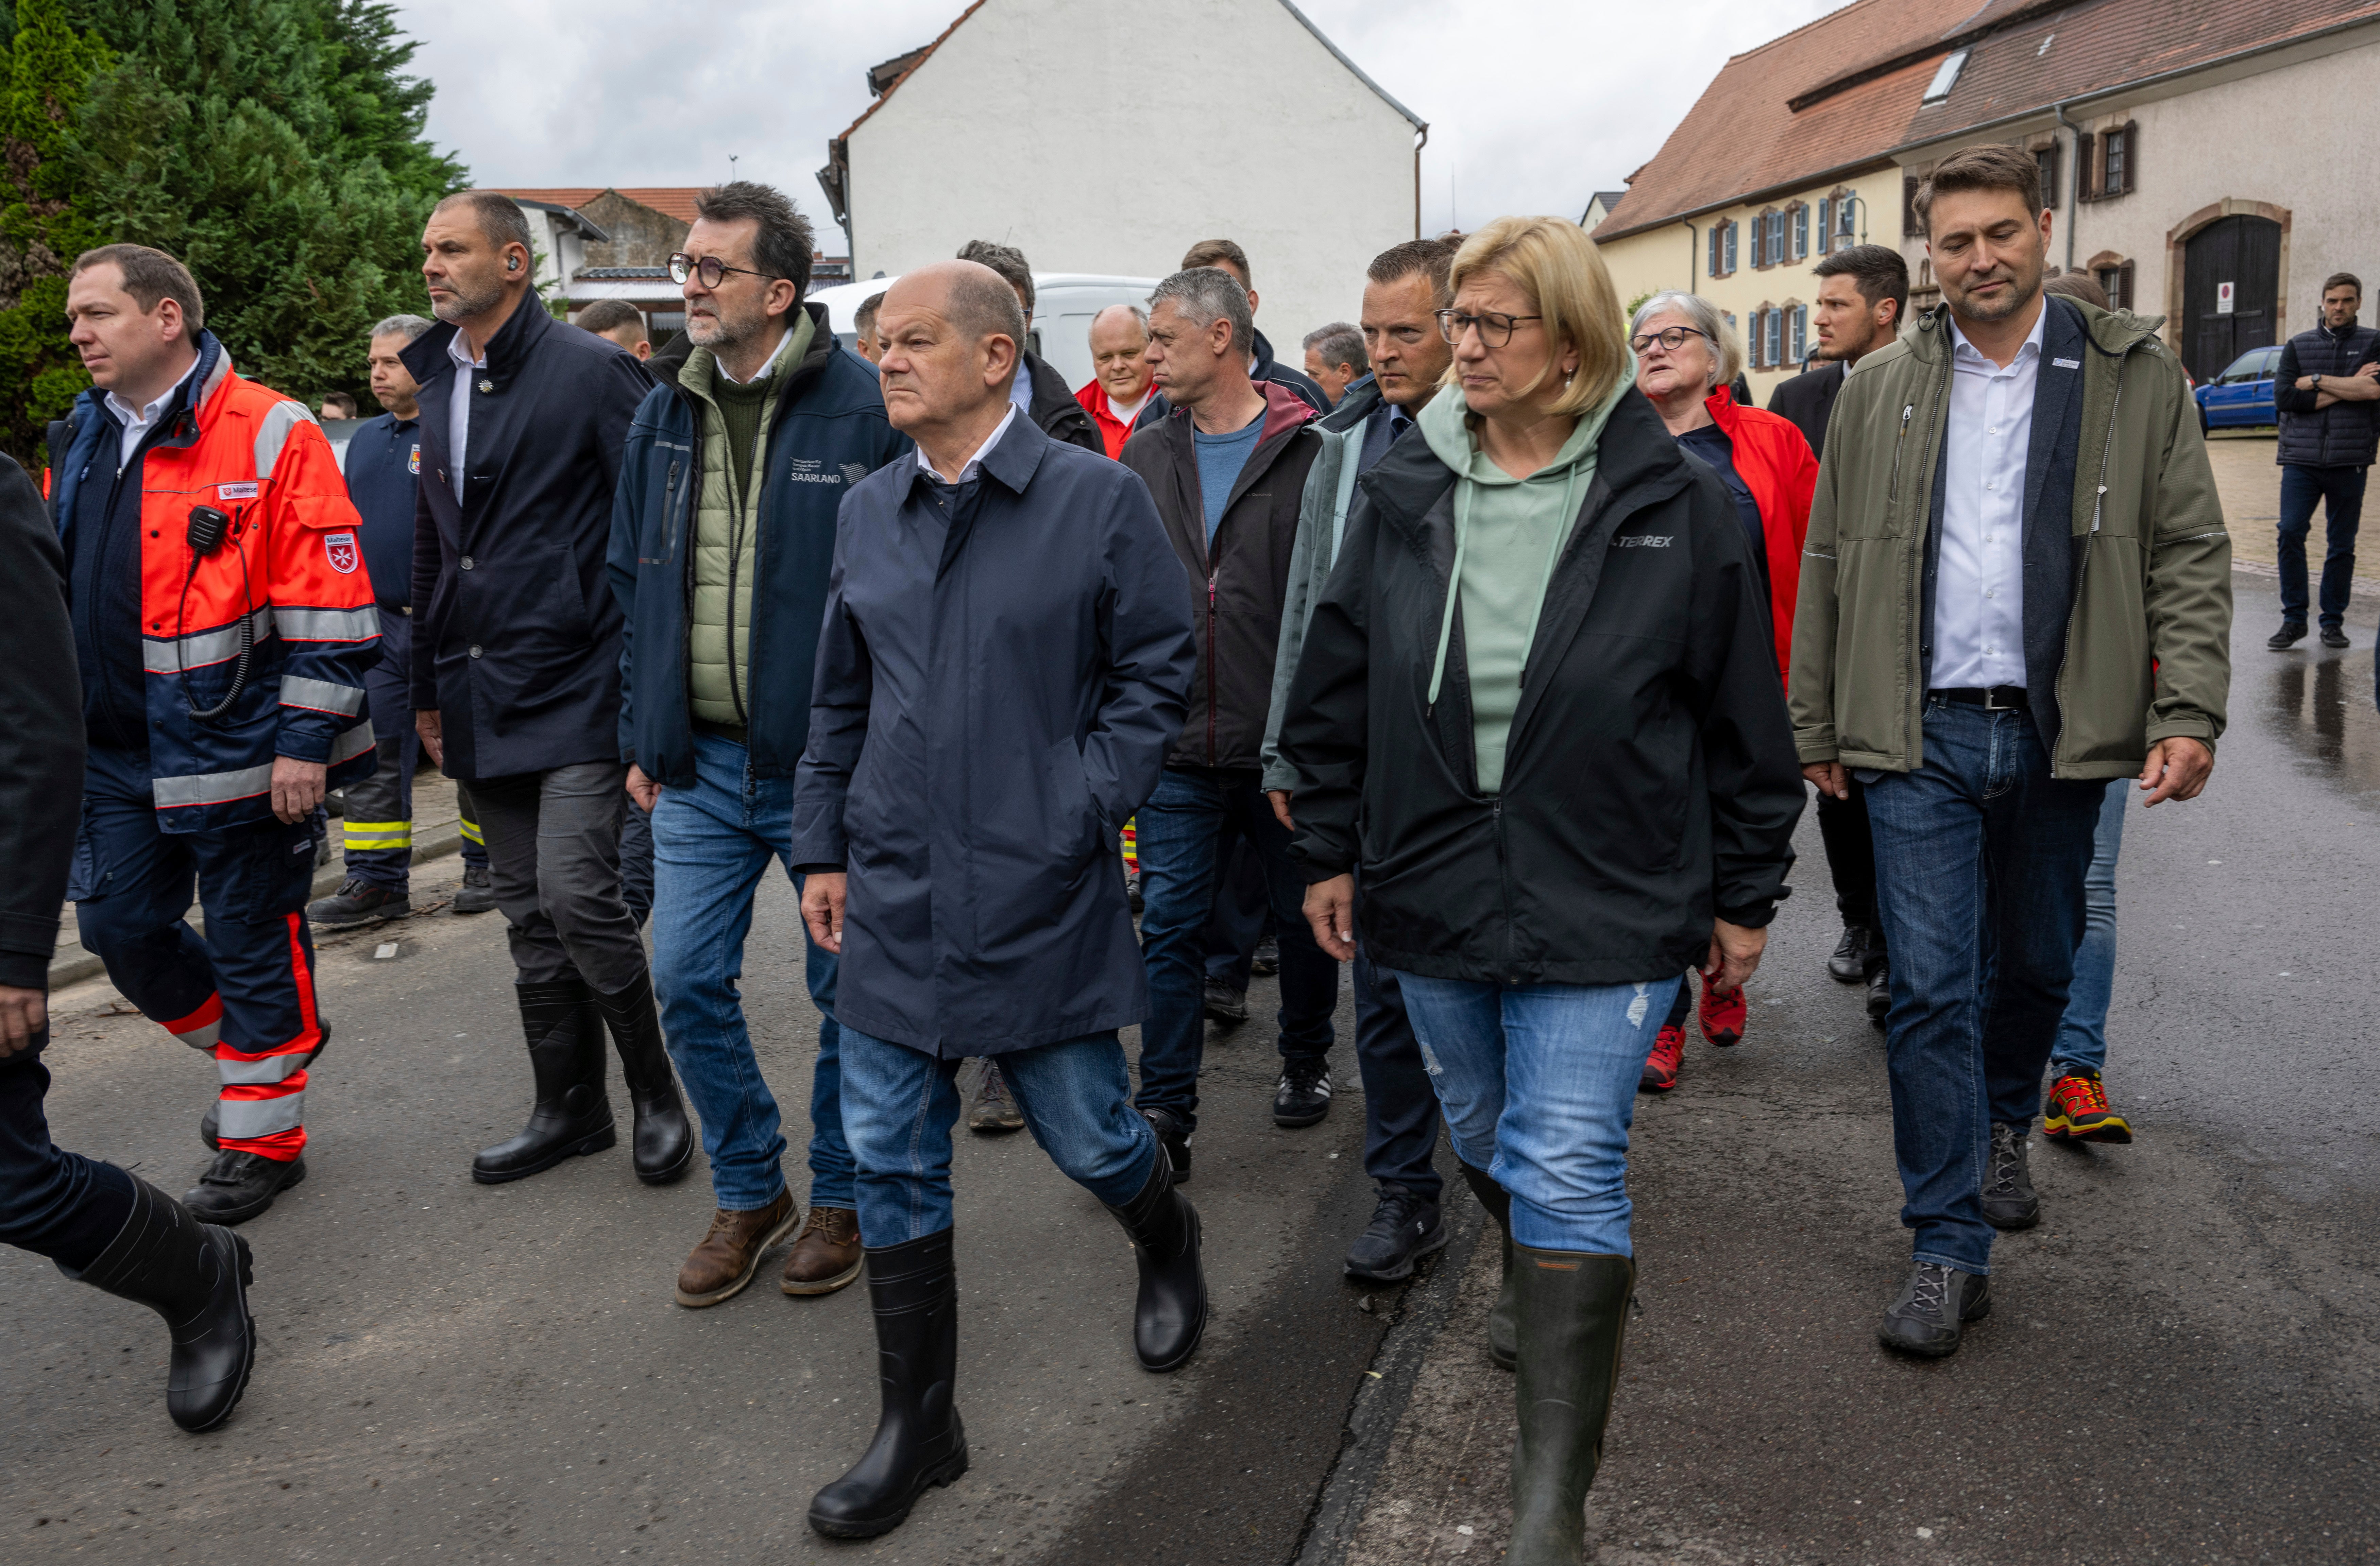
782, 1205, 865, 1296
674, 1191, 800, 1308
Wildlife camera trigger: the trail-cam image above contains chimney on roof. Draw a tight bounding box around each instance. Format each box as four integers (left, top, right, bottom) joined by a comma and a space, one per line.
867, 46, 930, 97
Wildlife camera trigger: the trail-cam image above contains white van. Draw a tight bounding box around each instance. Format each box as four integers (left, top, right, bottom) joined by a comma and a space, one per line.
808, 272, 1158, 397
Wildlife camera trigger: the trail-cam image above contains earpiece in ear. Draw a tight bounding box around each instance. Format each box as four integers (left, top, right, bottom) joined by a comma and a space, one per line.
508, 258, 520, 271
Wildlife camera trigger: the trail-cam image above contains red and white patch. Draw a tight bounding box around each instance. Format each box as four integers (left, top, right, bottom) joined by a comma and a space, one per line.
324, 532, 360, 574
217, 481, 259, 501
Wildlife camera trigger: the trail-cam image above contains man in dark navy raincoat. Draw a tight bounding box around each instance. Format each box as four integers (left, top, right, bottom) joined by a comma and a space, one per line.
789, 261, 1204, 1542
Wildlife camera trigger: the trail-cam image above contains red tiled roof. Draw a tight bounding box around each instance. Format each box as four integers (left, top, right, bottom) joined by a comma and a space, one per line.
1593, 0, 1983, 241
1598, 0, 2380, 242
494, 188, 707, 224
1894, 0, 2380, 149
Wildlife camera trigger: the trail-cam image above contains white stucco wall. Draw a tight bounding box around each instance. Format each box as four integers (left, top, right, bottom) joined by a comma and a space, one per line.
2050, 33, 2380, 349
846, 0, 1419, 392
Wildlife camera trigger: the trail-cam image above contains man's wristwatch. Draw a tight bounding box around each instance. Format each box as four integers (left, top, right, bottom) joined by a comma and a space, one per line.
2313, 374, 2323, 391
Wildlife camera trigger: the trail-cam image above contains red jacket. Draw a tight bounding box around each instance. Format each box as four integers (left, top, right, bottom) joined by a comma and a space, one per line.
1074, 380, 1149, 461
51, 346, 380, 830
1703, 388, 1817, 684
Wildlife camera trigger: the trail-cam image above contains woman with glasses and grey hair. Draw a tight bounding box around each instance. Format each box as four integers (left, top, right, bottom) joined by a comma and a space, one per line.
1278, 221, 1802, 1566
1629, 291, 1820, 1092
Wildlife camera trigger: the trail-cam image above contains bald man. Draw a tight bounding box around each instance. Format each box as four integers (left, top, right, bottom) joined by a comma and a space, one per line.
791, 260, 1202, 1540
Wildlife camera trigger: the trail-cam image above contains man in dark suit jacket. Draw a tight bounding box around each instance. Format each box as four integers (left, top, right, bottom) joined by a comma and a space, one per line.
1766, 242, 1906, 1010
1768, 243, 1906, 460
404, 190, 690, 1189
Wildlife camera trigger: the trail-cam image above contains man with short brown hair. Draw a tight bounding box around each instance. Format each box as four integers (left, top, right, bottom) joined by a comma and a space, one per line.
1136, 239, 1328, 426
1790, 143, 2231, 1357
575, 299, 652, 361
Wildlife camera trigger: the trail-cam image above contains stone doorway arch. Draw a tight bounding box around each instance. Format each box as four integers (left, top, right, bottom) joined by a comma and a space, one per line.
2166, 199, 2291, 377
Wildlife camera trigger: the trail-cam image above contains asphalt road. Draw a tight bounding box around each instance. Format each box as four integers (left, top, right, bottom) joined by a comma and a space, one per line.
9, 571, 2378, 1566
5, 851, 1396, 1564
1335, 573, 2380, 1565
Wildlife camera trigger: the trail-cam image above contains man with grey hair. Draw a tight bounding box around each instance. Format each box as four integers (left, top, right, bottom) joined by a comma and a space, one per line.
404, 189, 688, 1189
953, 238, 1101, 454
1120, 266, 1335, 1173
307, 310, 496, 927
792, 258, 1202, 1539
1301, 323, 1367, 407
1075, 302, 1153, 458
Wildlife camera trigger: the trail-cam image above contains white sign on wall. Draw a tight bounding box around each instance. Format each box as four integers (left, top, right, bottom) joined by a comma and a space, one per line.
2217, 281, 2236, 315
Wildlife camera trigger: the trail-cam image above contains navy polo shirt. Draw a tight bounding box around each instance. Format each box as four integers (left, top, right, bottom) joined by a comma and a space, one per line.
342, 412, 422, 608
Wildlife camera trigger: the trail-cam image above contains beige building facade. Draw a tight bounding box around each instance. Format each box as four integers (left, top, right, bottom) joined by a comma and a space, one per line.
1594, 0, 2380, 404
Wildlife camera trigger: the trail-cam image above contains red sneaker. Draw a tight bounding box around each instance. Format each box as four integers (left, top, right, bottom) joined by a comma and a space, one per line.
1698, 973, 1746, 1047
1640, 1025, 1684, 1092
2041, 1066, 2134, 1145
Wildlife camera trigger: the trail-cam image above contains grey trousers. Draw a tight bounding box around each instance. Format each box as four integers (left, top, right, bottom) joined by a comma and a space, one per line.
468, 761, 648, 995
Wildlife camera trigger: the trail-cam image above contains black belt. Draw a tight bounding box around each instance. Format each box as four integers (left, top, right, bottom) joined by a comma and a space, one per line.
1929, 685, 2027, 709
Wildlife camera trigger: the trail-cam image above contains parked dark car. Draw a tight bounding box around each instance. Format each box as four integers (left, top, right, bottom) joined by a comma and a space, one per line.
2196, 345, 2280, 431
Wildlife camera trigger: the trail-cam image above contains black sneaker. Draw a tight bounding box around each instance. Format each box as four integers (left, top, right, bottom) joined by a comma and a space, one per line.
1877, 1261, 1989, 1357
1203, 978, 1248, 1027
183, 1151, 307, 1225
1342, 1186, 1448, 1282
1826, 924, 1871, 983
2321, 625, 2351, 649
452, 863, 497, 914
1251, 934, 1280, 977
1274, 1058, 1332, 1128
1866, 958, 1891, 1032
1140, 1106, 1191, 1183
1981, 1120, 2039, 1230
2268, 621, 2308, 650
306, 876, 409, 930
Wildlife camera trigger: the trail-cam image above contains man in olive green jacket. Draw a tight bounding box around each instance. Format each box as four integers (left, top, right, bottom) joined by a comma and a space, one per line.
1787, 146, 2230, 1359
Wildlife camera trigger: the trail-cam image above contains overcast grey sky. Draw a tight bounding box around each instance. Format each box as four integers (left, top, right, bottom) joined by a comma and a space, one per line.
398, 0, 1844, 242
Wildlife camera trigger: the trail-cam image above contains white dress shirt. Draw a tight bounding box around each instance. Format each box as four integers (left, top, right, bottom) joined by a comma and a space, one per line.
1932, 305, 2046, 689
1008, 355, 1034, 417
918, 403, 1018, 486
105, 352, 201, 471
446, 328, 488, 503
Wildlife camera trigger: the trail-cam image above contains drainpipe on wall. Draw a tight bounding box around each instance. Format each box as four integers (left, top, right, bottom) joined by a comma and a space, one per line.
2053, 101, 2080, 276
1686, 222, 1697, 291
1413, 125, 1430, 239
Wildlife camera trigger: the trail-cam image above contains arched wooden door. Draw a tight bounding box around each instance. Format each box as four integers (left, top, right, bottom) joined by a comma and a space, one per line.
2182, 215, 2282, 383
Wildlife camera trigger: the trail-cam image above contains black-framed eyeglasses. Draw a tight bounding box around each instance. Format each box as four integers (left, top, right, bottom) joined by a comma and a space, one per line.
1436, 308, 1543, 347
669, 252, 779, 289
1629, 326, 1710, 355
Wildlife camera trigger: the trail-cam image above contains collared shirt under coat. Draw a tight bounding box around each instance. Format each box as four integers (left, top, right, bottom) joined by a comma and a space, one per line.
1932, 305, 2045, 689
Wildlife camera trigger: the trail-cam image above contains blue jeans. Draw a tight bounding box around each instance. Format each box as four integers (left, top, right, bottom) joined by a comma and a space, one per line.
649, 733, 850, 1212
1392, 972, 1679, 1254
2277, 463, 2367, 629
1134, 768, 1339, 1133
2052, 779, 2128, 1076
837, 1026, 1157, 1247
1864, 701, 2103, 1274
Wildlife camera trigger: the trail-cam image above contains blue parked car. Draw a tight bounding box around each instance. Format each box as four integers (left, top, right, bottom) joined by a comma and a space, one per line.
2196, 345, 2281, 431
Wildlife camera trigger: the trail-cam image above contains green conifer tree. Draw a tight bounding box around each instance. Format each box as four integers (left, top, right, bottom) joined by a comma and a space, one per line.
0, 0, 109, 460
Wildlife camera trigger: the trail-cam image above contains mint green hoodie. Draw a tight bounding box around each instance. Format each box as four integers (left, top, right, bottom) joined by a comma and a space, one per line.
1416, 362, 1633, 793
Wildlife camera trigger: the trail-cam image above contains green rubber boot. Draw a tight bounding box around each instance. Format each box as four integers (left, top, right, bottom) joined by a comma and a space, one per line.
1506, 1246, 1634, 1565
1457, 1160, 1518, 1371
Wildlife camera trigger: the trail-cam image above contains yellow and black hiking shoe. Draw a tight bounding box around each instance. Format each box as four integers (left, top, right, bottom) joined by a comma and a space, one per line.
2042, 1066, 2134, 1145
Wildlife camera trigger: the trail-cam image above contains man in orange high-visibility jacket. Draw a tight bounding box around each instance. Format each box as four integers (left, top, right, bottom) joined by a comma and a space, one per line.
48, 245, 379, 1225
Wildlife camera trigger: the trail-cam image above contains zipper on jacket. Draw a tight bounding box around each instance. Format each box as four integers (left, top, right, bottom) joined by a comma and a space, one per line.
1492, 797, 1516, 983
1205, 573, 1219, 764
1886, 402, 1913, 510
724, 449, 751, 727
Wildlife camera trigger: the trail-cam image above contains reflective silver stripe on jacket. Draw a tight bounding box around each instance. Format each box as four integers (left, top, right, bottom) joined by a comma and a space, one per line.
217, 1052, 309, 1085
214, 1093, 304, 1139
153, 760, 275, 809
253, 399, 318, 483
280, 675, 365, 716
330, 718, 375, 764
142, 605, 276, 673
276, 604, 380, 642
152, 719, 373, 808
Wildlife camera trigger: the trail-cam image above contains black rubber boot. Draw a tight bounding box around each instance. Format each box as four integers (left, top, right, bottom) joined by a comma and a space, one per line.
807, 1229, 968, 1538
471, 980, 616, 1184
67, 1176, 256, 1432
1104, 1149, 1208, 1372
1506, 1247, 1634, 1565
1458, 1160, 1518, 1372
591, 973, 694, 1186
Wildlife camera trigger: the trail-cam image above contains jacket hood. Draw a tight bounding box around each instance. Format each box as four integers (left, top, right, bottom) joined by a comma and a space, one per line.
1904, 293, 2163, 368
1413, 352, 1634, 483
1320, 376, 1383, 434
